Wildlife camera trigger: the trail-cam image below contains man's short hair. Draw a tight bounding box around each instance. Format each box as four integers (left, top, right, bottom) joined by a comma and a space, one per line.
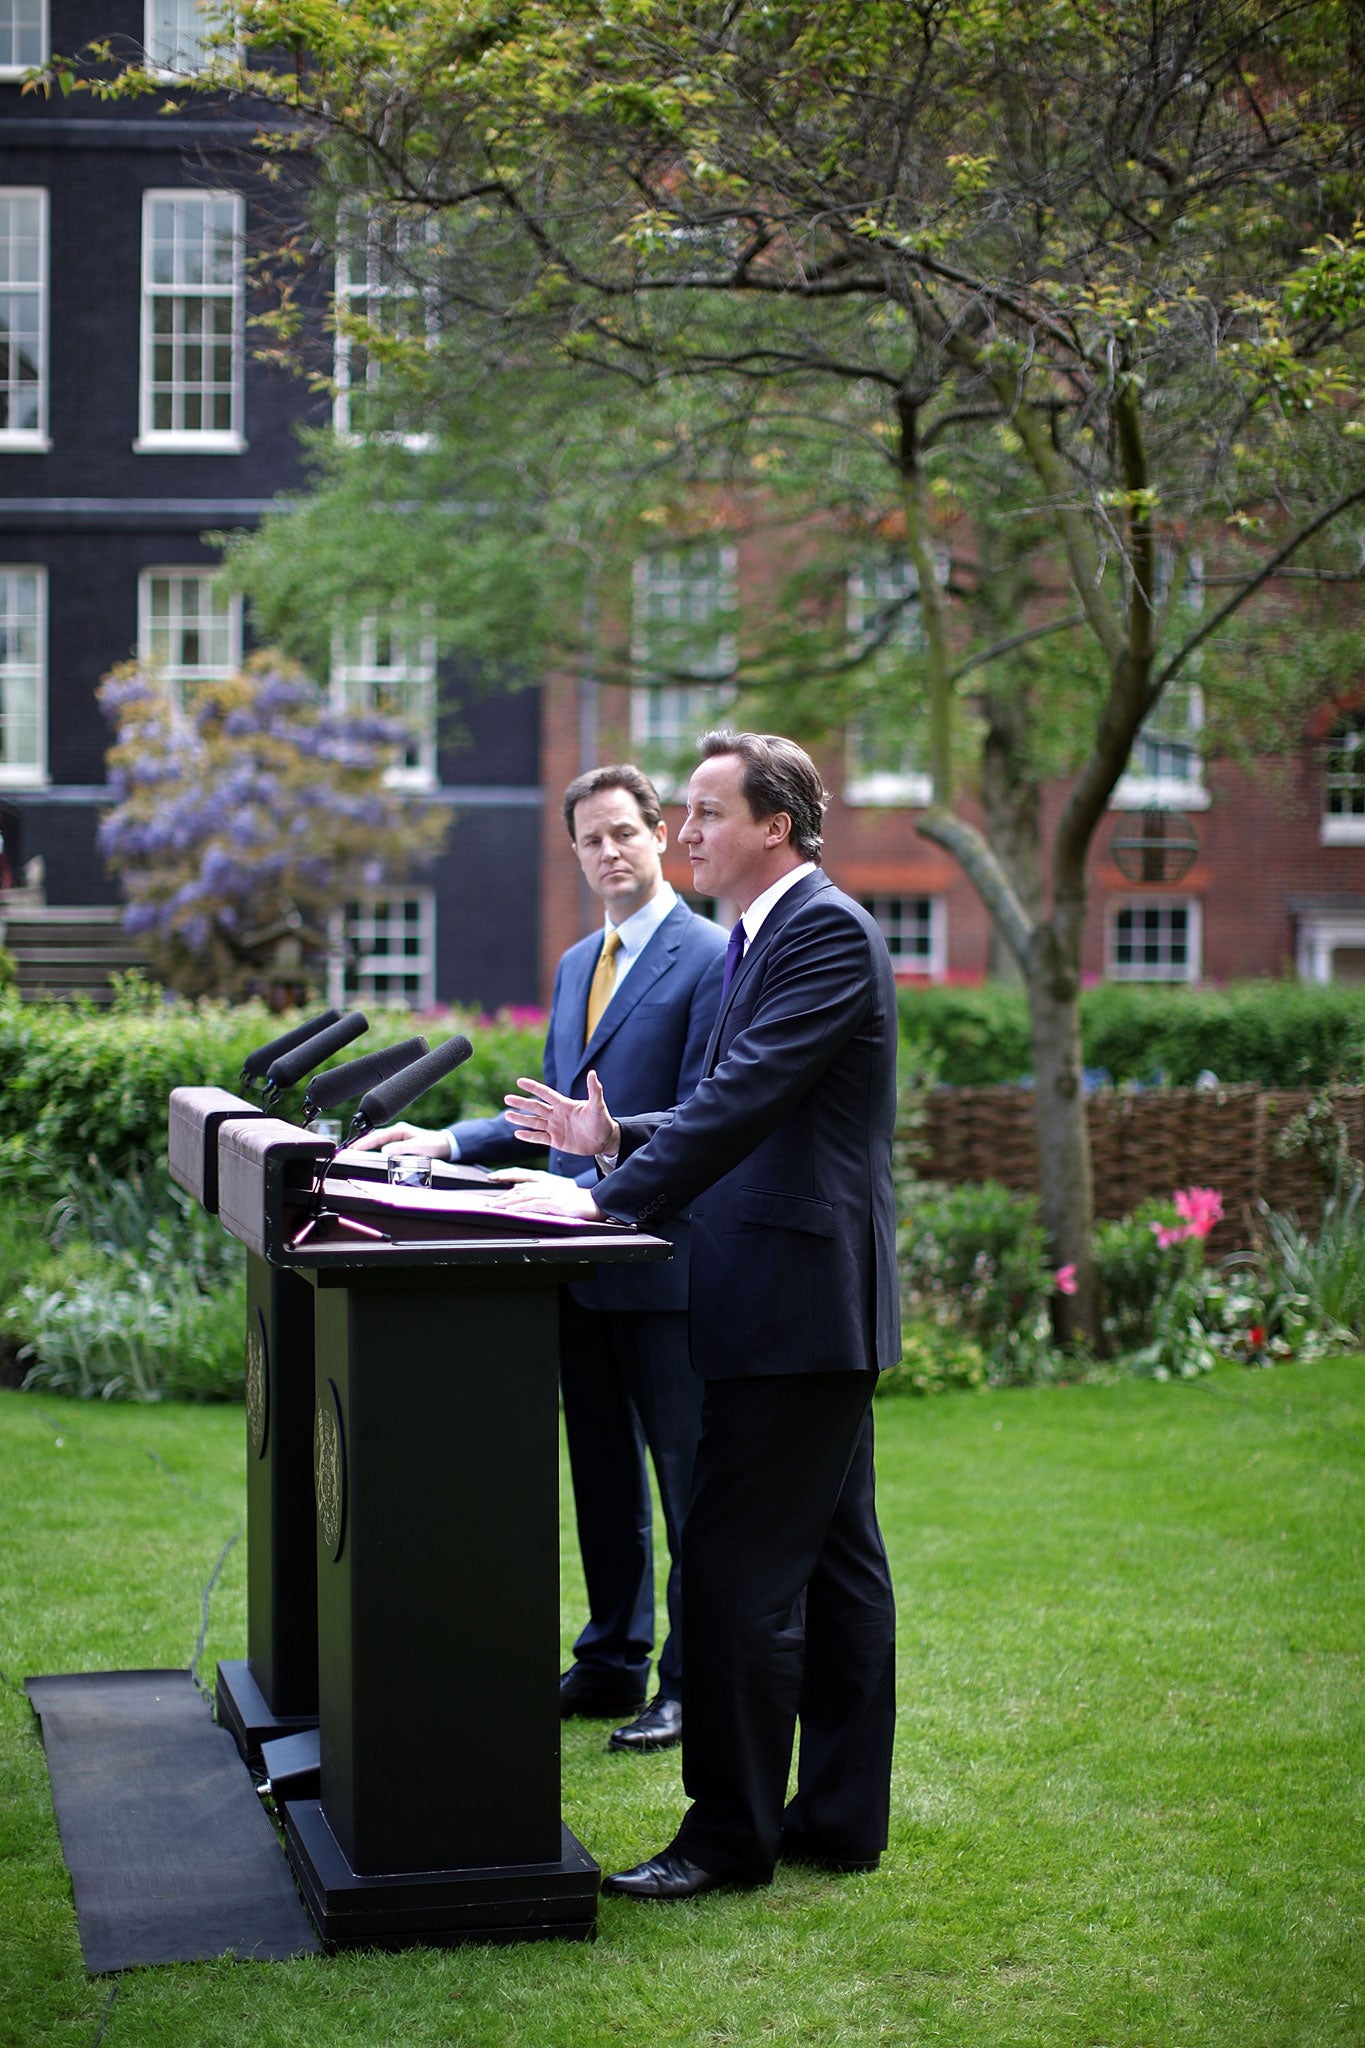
562, 763, 665, 841
696, 730, 829, 863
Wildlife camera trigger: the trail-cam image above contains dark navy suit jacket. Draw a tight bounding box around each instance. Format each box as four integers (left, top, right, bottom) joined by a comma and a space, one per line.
447, 897, 727, 1311
594, 871, 901, 1376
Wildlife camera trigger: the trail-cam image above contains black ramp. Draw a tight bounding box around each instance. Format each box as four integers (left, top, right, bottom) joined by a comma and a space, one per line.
26, 1670, 319, 1973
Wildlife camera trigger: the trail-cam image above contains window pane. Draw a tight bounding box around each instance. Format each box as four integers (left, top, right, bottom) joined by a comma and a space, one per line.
0, 0, 46, 68
1111, 902, 1194, 981
0, 566, 44, 774
859, 894, 938, 967
338, 893, 436, 1009
0, 191, 44, 437
1325, 716, 1365, 820
142, 193, 241, 440
146, 0, 209, 71
331, 609, 437, 783
140, 571, 239, 701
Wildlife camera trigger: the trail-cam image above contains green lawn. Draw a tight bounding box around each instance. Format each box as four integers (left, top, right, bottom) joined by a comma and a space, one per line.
0, 1364, 1361, 2048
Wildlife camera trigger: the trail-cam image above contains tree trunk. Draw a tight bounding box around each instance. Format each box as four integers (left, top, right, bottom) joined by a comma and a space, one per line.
980, 682, 1042, 984
1025, 920, 1095, 1344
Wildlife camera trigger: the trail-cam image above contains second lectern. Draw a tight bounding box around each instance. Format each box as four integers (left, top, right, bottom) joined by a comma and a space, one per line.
215, 1115, 669, 1947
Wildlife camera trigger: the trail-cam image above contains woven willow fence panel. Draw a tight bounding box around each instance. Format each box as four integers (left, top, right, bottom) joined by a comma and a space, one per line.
917, 1087, 1365, 1240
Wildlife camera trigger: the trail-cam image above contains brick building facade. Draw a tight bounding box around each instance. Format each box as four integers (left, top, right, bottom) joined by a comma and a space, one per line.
0, 0, 545, 1011
3, 5, 1360, 1013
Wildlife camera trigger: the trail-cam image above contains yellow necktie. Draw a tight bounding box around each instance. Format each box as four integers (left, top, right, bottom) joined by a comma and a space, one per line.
584, 929, 623, 1043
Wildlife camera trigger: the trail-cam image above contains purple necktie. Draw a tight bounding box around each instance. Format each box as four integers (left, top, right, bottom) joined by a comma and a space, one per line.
720, 918, 746, 999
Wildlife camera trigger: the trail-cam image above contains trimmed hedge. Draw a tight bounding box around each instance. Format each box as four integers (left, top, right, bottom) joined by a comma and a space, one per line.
898, 981, 1365, 1089
0, 984, 549, 1180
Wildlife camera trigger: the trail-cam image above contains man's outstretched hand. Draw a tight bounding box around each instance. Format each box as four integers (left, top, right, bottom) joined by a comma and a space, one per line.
504, 1070, 617, 1158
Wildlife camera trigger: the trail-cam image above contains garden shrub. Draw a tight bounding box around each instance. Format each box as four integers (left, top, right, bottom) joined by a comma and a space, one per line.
0, 982, 548, 1184
1080, 981, 1365, 1087
898, 1180, 1057, 1386
18, 1262, 247, 1403
1256, 1168, 1365, 1345
897, 980, 1365, 1088
0, 988, 547, 1400
897, 985, 1033, 1086
877, 1319, 988, 1397
9, 1154, 249, 1400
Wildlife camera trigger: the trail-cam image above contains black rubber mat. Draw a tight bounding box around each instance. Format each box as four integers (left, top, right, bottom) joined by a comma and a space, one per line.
26, 1669, 319, 1972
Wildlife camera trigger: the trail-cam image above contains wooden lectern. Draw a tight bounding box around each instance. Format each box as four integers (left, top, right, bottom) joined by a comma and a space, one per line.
212, 1113, 669, 1948
168, 1087, 321, 1763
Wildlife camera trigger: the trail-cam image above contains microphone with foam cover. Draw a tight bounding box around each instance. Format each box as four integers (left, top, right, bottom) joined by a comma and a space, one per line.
349, 1033, 474, 1138
241, 1008, 341, 1084
264, 1011, 368, 1099
302, 1035, 429, 1121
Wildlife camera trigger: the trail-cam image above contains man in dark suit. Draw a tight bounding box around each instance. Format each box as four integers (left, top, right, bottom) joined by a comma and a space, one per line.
494, 731, 899, 1900
356, 764, 726, 1754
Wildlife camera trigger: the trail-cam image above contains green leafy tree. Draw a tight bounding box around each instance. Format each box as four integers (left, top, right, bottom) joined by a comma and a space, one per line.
98, 655, 449, 1002
77, 0, 1365, 1336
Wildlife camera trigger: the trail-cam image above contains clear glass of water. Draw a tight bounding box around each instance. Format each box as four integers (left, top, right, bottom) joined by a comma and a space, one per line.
386, 1151, 434, 1187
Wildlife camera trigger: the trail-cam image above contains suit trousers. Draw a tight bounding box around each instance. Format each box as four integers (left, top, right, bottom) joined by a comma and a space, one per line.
672, 1370, 896, 1879
558, 1293, 703, 1699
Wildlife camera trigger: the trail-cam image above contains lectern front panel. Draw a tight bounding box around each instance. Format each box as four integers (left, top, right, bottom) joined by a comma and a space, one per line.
245, 1255, 319, 1720
313, 1268, 563, 1877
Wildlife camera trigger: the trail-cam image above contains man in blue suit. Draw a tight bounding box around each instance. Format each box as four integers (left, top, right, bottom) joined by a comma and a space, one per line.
494, 732, 899, 1900
357, 764, 726, 1754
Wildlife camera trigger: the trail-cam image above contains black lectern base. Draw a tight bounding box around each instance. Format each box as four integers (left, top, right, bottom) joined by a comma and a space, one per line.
216, 1659, 318, 1770
279, 1802, 600, 1949
260, 1726, 320, 1801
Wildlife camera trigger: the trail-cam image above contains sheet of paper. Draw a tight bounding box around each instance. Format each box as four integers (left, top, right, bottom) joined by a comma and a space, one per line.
320, 1175, 628, 1232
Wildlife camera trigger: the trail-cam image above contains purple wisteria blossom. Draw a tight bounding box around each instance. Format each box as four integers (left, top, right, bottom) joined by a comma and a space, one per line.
95, 653, 448, 999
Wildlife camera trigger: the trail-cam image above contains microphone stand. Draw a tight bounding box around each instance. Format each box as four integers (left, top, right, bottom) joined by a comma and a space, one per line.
289, 1152, 389, 1249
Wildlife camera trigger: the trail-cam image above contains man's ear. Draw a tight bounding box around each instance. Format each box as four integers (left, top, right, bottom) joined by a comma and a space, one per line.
765, 810, 793, 849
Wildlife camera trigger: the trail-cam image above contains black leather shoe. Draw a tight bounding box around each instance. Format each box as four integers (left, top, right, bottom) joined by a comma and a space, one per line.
608, 1693, 683, 1753
601, 1848, 737, 1900
559, 1667, 647, 1720
777, 1830, 881, 1874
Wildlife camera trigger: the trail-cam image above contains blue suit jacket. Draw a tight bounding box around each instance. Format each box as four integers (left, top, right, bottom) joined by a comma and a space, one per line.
594, 871, 901, 1377
447, 897, 727, 1311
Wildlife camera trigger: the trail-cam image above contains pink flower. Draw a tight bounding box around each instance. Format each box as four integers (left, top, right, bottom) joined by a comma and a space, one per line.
1151, 1187, 1225, 1249
1174, 1186, 1224, 1239
1054, 1264, 1078, 1295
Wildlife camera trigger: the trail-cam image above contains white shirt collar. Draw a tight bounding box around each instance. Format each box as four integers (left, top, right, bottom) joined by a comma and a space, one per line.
605, 880, 676, 960
740, 863, 817, 944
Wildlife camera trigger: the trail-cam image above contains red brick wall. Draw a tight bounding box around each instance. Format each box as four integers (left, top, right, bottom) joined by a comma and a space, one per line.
535, 667, 1361, 1006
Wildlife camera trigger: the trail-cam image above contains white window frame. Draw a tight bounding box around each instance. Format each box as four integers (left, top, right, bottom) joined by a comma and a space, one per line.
144, 1, 233, 76
1114, 551, 1208, 811
137, 567, 241, 706
0, 188, 48, 450
843, 554, 944, 806
331, 610, 438, 791
327, 891, 437, 1011
1296, 909, 1365, 985
860, 894, 946, 979
629, 544, 737, 790
1106, 895, 1202, 983
1321, 713, 1365, 845
0, 0, 47, 77
844, 724, 931, 808
1111, 677, 1209, 811
332, 208, 439, 446
0, 564, 46, 787
136, 189, 245, 454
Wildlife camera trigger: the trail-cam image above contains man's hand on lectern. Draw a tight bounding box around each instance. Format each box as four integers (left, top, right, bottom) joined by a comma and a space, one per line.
487, 1175, 605, 1222
504, 1070, 617, 1158
348, 1121, 450, 1158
